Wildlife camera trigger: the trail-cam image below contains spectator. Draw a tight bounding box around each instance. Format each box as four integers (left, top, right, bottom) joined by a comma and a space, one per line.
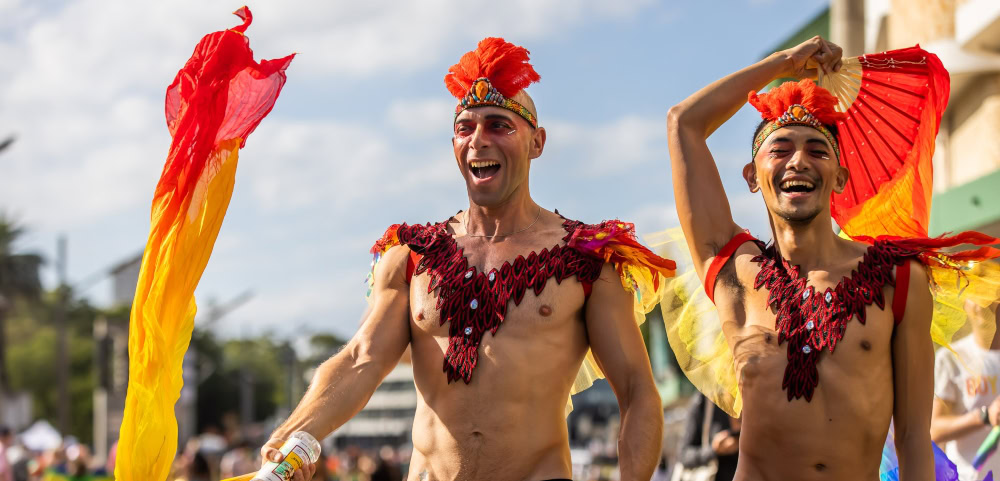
675, 394, 738, 481
0, 427, 14, 481
369, 446, 400, 481
186, 452, 211, 481
931, 299, 1000, 480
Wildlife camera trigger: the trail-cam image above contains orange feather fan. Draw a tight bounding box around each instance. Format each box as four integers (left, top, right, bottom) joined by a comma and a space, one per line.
748, 79, 845, 125
444, 37, 540, 99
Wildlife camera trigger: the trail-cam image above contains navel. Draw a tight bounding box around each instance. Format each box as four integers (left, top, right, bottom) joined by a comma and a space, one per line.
539, 305, 553, 317
860, 340, 872, 351
763, 332, 773, 344
814, 463, 827, 472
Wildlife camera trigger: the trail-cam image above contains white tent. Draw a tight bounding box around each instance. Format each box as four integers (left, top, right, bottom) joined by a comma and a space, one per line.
19, 419, 62, 452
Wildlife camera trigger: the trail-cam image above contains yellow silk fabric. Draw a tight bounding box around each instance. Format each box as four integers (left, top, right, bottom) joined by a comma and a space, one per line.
116, 139, 240, 481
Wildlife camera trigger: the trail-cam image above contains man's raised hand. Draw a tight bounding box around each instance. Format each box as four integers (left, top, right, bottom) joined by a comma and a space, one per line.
782, 36, 843, 79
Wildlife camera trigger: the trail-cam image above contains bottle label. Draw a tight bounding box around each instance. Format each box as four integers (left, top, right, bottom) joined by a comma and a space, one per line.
270, 444, 307, 480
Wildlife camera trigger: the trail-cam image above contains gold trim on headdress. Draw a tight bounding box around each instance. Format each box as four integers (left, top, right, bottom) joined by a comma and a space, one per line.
455, 77, 537, 128
752, 103, 840, 160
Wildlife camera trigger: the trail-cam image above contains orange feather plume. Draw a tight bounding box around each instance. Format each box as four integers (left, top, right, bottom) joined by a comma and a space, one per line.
748, 79, 845, 125
444, 37, 540, 99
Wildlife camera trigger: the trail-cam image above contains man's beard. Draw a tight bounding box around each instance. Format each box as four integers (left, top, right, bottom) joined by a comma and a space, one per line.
773, 204, 822, 225
770, 202, 823, 225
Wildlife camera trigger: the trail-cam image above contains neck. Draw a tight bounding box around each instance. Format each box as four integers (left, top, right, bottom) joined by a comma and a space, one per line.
769, 210, 845, 271
463, 189, 539, 240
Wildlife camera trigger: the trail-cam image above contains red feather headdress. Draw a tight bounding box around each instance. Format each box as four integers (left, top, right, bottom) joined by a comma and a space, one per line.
444, 37, 541, 128
748, 79, 845, 159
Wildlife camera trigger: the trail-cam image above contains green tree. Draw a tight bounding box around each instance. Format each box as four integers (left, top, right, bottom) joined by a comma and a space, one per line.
7, 291, 101, 443
0, 215, 43, 392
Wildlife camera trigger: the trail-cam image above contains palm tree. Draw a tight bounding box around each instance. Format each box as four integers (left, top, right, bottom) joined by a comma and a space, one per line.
0, 215, 43, 392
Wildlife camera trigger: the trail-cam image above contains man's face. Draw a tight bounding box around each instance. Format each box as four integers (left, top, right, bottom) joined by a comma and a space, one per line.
452, 106, 545, 207
744, 125, 848, 224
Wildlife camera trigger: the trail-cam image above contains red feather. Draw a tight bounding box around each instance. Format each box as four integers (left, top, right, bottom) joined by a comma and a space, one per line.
748, 79, 845, 125
444, 37, 540, 98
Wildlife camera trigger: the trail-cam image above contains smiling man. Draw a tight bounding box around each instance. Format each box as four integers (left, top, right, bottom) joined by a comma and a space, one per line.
260, 37, 675, 481
664, 36, 1000, 480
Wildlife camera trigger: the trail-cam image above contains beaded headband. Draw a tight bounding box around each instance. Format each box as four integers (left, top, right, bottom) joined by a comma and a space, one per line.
752, 104, 840, 160
454, 77, 537, 128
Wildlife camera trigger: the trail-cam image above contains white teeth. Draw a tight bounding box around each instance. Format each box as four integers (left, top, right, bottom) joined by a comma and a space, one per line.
780, 180, 815, 190
470, 160, 499, 168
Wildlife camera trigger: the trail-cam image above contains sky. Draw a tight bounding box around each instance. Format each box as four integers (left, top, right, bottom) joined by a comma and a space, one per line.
0, 0, 828, 340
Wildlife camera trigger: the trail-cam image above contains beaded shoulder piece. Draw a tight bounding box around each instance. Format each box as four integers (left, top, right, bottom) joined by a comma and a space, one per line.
368, 216, 675, 384
752, 239, 920, 401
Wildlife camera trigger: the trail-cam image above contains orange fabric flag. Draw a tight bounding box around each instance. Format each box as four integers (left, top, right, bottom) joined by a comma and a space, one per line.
116, 7, 292, 481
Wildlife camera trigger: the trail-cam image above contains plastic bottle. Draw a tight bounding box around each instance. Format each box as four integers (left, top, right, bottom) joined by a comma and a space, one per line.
251, 431, 322, 481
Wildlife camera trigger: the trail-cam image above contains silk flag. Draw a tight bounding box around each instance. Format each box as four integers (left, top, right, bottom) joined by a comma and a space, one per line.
116, 7, 293, 480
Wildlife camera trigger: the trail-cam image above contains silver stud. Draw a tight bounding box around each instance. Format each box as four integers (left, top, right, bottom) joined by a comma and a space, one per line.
464, 327, 473, 335
825, 292, 833, 305
488, 272, 495, 282
802, 290, 810, 300
465, 269, 474, 279
802, 345, 812, 354
806, 320, 815, 330
470, 299, 479, 309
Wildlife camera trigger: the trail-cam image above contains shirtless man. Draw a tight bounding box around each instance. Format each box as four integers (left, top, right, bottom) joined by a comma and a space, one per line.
261, 37, 673, 481
667, 36, 936, 479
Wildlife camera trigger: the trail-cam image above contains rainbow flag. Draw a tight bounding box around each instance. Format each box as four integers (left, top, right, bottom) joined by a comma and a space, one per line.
115, 7, 292, 481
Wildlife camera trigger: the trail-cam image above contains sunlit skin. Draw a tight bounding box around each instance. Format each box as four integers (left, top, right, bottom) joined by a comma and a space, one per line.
668, 36, 934, 480
742, 126, 848, 225
261, 92, 664, 480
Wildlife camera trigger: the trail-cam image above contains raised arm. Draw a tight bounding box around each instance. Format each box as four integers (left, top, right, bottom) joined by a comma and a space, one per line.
893, 261, 935, 481
261, 245, 412, 463
666, 36, 842, 279
585, 263, 663, 481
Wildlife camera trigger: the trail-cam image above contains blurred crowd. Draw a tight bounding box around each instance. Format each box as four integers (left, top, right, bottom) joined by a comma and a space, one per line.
169, 433, 406, 481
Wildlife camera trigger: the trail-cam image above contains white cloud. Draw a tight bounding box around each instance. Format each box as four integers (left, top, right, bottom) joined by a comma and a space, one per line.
247, 0, 657, 77
386, 98, 455, 138
545, 115, 666, 176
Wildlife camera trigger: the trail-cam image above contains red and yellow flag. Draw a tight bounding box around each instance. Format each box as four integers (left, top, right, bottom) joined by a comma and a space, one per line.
116, 7, 292, 480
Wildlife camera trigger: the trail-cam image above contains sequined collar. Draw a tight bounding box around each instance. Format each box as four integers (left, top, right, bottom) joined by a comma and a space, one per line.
751, 240, 918, 401
397, 217, 604, 383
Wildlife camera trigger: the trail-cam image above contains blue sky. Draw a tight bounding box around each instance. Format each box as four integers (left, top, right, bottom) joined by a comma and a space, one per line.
0, 0, 827, 340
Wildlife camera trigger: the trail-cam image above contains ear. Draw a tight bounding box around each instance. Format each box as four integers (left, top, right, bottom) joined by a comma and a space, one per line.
832, 163, 849, 194
529, 126, 546, 159
743, 162, 760, 193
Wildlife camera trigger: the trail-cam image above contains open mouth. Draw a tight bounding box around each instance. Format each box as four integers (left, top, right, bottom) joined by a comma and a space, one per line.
470, 160, 501, 179
779, 179, 816, 194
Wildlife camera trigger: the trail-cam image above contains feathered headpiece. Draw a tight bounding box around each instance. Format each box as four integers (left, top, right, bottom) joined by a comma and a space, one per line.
444, 37, 541, 128
748, 79, 845, 159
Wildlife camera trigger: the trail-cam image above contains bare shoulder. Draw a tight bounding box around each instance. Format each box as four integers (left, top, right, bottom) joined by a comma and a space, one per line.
901, 258, 932, 326
713, 240, 766, 309
373, 244, 412, 289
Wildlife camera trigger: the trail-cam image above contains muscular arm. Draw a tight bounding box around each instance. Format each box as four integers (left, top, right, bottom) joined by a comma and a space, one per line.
666, 36, 840, 281
930, 398, 987, 444
265, 246, 412, 450
585, 263, 663, 481
893, 261, 935, 480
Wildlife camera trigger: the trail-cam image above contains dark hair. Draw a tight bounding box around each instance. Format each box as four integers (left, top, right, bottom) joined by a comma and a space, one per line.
190, 451, 211, 477
0, 426, 11, 438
